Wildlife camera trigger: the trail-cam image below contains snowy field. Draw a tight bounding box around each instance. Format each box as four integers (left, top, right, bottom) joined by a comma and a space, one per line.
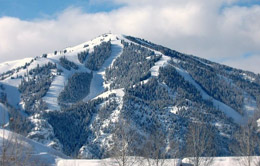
57, 156, 260, 166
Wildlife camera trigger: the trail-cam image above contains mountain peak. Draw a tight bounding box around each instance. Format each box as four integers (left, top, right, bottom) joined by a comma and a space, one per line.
0, 34, 260, 159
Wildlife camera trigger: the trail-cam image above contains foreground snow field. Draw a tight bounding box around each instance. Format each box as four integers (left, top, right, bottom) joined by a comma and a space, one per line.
57, 156, 260, 166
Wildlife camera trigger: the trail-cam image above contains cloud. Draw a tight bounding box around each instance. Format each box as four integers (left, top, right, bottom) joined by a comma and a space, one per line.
0, 0, 259, 73
223, 54, 260, 73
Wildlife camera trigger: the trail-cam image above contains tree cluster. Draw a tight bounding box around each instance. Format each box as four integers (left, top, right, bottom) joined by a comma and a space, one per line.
105, 41, 161, 89
46, 98, 103, 156
59, 56, 79, 70
77, 50, 89, 64
18, 63, 56, 114
58, 72, 93, 104
85, 41, 112, 71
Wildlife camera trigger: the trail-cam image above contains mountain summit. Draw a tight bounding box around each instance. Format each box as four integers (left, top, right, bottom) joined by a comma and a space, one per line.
0, 33, 260, 158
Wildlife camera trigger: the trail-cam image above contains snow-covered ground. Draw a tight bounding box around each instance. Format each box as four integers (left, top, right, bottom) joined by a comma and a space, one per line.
0, 103, 9, 126
150, 54, 171, 77
0, 58, 33, 75
79, 88, 125, 158
42, 33, 124, 110
42, 72, 67, 111
0, 128, 67, 166
83, 39, 123, 101
57, 156, 260, 166
0, 83, 20, 108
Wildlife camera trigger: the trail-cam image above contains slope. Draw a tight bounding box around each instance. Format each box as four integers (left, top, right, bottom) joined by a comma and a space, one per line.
0, 128, 68, 166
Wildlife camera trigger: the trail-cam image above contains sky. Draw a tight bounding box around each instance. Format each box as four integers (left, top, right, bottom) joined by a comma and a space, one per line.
0, 0, 260, 73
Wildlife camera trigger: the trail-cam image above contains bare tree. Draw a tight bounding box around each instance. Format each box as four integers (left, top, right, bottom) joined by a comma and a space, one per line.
1, 119, 35, 166
141, 127, 180, 166
168, 137, 181, 166
185, 122, 215, 166
108, 119, 138, 166
230, 118, 259, 166
142, 130, 167, 166
1, 108, 44, 166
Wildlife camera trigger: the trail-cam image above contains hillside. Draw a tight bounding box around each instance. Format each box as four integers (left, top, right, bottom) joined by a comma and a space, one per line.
0, 128, 67, 165
0, 33, 260, 159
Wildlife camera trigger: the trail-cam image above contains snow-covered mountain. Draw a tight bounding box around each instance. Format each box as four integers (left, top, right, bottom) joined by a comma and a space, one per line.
0, 33, 260, 159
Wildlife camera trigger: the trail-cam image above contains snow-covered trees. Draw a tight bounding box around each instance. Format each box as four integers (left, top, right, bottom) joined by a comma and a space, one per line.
18, 62, 56, 114
105, 41, 161, 89
77, 50, 89, 64
47, 98, 103, 156
58, 72, 92, 104
85, 41, 111, 71
59, 56, 78, 70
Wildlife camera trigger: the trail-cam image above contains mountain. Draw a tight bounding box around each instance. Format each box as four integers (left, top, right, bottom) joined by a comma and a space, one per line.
0, 33, 260, 159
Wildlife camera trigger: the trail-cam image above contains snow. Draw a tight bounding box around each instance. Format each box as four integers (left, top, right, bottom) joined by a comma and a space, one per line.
57, 159, 103, 166
138, 53, 171, 87
0, 128, 67, 165
170, 106, 179, 114
182, 156, 260, 166
150, 54, 171, 77
0, 83, 21, 108
57, 156, 260, 166
42, 73, 67, 111
243, 92, 258, 118
168, 105, 187, 114
220, 74, 259, 121
0, 58, 33, 75
0, 57, 57, 109
47, 33, 121, 61
0, 33, 124, 112
79, 88, 125, 158
173, 65, 244, 124
0, 103, 9, 126
242, 73, 256, 82
63, 33, 119, 55
257, 119, 260, 128
103, 90, 124, 125
42, 34, 123, 109
83, 39, 123, 101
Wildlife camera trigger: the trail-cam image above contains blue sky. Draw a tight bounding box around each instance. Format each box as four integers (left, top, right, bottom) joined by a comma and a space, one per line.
1, 0, 259, 20
0, 0, 259, 73
234, 0, 260, 7
0, 0, 123, 20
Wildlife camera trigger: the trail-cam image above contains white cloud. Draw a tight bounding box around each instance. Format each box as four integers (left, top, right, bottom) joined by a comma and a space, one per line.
0, 0, 259, 73
223, 54, 260, 73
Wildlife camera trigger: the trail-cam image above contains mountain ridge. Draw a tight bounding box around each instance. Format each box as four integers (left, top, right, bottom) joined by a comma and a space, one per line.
0, 33, 260, 158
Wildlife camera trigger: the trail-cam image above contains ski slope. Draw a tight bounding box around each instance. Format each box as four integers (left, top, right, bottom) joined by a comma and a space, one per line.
0, 58, 33, 75
173, 65, 244, 124
83, 39, 123, 101
150, 54, 171, 77
42, 33, 123, 110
